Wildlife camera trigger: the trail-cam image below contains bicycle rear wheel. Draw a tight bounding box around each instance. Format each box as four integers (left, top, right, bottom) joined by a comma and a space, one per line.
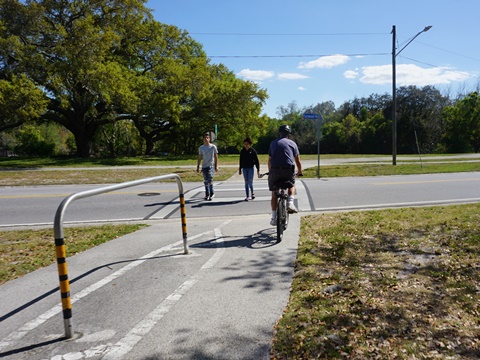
284, 209, 289, 231
276, 197, 285, 242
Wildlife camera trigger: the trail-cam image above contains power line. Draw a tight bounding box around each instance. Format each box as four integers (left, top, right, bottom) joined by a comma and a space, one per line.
209, 52, 389, 59
401, 56, 479, 80
417, 41, 480, 63
190, 32, 388, 36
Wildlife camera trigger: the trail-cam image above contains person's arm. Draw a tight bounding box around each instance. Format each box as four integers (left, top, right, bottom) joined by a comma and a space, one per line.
268, 155, 271, 172
238, 149, 242, 175
197, 154, 202, 172
214, 152, 219, 172
294, 155, 302, 176
254, 150, 260, 174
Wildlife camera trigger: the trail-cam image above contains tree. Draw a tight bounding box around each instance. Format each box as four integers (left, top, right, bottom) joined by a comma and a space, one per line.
162, 64, 268, 155
1, 0, 151, 157
276, 101, 303, 122
310, 101, 336, 117
442, 92, 480, 153
94, 120, 141, 157
1, 1, 268, 157
0, 74, 48, 131
14, 124, 55, 156
290, 118, 317, 154
127, 21, 208, 155
361, 112, 390, 154
321, 121, 344, 153
395, 86, 449, 154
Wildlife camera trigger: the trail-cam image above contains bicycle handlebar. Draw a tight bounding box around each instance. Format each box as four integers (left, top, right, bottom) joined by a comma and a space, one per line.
258, 172, 302, 179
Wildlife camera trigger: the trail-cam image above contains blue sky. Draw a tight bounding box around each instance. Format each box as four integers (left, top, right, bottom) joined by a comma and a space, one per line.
150, 0, 480, 118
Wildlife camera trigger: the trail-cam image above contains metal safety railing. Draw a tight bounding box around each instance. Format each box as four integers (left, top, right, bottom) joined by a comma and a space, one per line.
53, 174, 188, 338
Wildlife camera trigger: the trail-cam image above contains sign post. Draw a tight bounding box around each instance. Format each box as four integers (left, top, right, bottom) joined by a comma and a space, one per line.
303, 113, 322, 178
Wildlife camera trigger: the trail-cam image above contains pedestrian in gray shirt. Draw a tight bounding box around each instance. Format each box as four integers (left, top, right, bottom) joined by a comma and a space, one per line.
197, 132, 218, 201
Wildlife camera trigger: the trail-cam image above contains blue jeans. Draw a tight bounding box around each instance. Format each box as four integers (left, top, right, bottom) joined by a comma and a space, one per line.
242, 167, 254, 197
202, 166, 214, 196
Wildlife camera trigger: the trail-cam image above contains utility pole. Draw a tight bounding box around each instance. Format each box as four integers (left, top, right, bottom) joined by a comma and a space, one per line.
391, 25, 432, 165
392, 25, 397, 165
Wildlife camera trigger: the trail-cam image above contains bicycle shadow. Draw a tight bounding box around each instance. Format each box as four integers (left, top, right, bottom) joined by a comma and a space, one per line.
190, 228, 279, 249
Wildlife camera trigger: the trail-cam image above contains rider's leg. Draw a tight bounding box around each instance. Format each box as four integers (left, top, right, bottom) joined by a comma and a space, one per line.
287, 186, 297, 213
270, 191, 277, 225
288, 186, 295, 197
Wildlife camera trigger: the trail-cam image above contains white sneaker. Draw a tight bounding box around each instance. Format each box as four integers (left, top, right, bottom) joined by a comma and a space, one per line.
270, 218, 276, 226
208, 193, 215, 201
287, 202, 297, 213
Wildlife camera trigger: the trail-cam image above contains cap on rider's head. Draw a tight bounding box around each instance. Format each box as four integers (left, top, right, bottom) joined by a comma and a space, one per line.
278, 124, 291, 137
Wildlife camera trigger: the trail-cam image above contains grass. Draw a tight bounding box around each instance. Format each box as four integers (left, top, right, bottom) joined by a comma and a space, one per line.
0, 153, 478, 168
0, 154, 479, 186
0, 167, 237, 186
0, 224, 147, 285
303, 162, 480, 177
271, 204, 480, 359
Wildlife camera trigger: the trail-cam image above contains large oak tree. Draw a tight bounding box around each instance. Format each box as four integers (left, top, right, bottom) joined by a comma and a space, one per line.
1, 0, 268, 157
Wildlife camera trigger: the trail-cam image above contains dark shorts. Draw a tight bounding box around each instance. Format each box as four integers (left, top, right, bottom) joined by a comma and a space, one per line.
268, 166, 295, 191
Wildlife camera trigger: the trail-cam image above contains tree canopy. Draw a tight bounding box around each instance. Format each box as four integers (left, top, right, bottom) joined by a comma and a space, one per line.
0, 0, 268, 157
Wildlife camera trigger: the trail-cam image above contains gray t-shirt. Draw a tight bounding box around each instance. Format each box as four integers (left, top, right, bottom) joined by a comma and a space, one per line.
198, 144, 218, 168
268, 137, 299, 167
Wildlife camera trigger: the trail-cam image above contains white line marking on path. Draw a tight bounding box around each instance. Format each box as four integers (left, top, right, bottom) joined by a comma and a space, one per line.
295, 180, 309, 212
43, 220, 231, 360
0, 224, 227, 353
102, 221, 229, 359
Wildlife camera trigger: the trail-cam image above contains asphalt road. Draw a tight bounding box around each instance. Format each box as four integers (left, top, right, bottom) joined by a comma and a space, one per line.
1, 157, 480, 228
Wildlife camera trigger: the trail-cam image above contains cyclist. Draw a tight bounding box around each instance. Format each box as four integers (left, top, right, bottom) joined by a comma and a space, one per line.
267, 124, 303, 226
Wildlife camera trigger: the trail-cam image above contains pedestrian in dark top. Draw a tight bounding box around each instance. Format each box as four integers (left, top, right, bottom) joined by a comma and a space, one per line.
238, 137, 260, 201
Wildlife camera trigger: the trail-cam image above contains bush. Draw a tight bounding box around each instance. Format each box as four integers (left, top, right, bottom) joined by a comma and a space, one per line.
14, 125, 55, 157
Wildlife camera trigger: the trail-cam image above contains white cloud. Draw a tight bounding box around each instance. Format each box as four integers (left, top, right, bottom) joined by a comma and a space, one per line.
358, 64, 472, 86
298, 86, 307, 91
344, 70, 358, 79
298, 54, 350, 69
278, 73, 309, 80
237, 69, 274, 81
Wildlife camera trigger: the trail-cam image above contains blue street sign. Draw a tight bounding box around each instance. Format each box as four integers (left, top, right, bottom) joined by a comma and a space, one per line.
303, 113, 318, 120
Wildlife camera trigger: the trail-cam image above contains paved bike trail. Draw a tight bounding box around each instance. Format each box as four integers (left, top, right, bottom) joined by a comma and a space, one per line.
0, 212, 300, 359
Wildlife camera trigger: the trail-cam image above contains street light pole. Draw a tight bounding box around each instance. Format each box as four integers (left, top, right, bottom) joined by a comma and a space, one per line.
391, 25, 432, 165
392, 25, 397, 165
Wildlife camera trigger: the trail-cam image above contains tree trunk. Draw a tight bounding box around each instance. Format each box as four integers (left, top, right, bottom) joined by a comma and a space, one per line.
74, 133, 92, 158
144, 137, 155, 155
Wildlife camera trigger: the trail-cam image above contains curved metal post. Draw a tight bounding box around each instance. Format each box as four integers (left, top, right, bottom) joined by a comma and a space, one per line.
53, 174, 187, 338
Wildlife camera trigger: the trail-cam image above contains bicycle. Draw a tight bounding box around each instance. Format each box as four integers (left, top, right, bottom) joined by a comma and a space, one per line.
259, 172, 294, 243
